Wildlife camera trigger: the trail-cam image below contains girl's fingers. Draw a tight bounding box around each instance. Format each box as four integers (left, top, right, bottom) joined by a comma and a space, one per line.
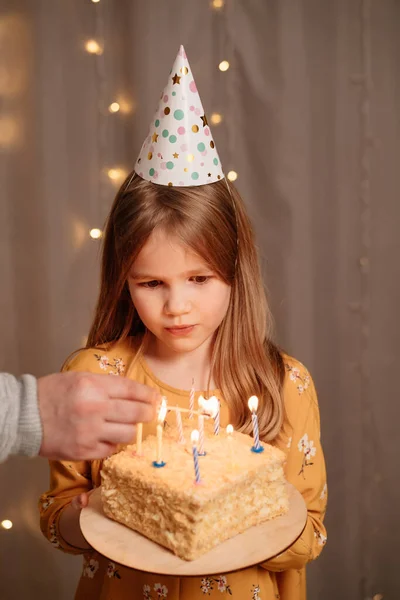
71, 488, 97, 510
71, 493, 88, 510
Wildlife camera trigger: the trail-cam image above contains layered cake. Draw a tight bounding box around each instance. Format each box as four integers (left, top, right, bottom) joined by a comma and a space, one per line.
101, 412, 288, 561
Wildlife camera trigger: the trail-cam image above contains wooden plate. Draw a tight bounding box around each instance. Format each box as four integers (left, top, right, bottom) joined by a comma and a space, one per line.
80, 483, 307, 576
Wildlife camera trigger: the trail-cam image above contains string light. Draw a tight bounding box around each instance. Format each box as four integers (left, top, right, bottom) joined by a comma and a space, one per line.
210, 113, 223, 125
107, 168, 127, 181
0, 117, 20, 148
218, 60, 230, 72
1, 520, 13, 530
227, 171, 238, 182
108, 102, 120, 113
85, 40, 103, 55
211, 0, 224, 8
89, 228, 103, 239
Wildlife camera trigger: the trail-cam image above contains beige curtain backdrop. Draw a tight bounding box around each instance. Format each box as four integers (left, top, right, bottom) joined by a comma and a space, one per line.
0, 1, 399, 599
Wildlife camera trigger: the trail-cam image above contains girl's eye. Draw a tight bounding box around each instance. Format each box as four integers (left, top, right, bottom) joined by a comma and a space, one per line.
141, 280, 162, 288
191, 276, 210, 284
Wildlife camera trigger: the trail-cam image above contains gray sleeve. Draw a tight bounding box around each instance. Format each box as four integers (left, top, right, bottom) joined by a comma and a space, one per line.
0, 373, 43, 463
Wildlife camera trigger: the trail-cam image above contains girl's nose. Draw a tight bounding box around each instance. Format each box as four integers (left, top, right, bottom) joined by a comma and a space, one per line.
164, 288, 191, 316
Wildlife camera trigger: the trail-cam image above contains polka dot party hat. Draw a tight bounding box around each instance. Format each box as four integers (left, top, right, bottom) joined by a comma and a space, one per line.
134, 45, 224, 187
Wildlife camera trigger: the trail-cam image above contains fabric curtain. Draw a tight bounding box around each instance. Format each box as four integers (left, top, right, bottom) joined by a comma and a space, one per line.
0, 1, 398, 598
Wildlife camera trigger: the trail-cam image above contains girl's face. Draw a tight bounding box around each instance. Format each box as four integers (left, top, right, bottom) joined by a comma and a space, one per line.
127, 228, 231, 356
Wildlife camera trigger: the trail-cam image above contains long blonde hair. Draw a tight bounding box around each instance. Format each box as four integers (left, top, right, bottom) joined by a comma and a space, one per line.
87, 174, 285, 441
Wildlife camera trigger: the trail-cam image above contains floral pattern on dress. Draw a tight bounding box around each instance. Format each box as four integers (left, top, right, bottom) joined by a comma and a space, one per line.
143, 583, 169, 599
82, 557, 99, 578
49, 523, 60, 548
106, 561, 121, 579
285, 363, 310, 395
297, 433, 316, 478
251, 584, 261, 600
314, 529, 327, 547
200, 576, 232, 595
94, 354, 125, 376
41, 496, 54, 511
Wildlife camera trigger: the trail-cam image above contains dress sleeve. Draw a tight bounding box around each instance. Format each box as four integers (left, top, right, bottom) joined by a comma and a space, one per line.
261, 364, 328, 571
38, 349, 101, 555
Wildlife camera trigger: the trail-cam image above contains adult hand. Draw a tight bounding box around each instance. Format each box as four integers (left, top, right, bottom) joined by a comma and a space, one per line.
37, 372, 159, 460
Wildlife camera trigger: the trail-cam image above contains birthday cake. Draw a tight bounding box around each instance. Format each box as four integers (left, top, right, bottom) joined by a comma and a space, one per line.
100, 410, 289, 561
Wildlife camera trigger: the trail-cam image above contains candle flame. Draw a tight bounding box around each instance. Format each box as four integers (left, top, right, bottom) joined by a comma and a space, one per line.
198, 395, 219, 418
158, 397, 168, 423
191, 429, 199, 444
248, 396, 259, 412
226, 424, 233, 435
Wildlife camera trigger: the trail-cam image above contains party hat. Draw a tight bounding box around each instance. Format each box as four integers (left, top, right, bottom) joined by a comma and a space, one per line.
134, 45, 224, 187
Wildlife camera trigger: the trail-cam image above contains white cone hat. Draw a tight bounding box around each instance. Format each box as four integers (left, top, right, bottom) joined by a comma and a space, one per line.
134, 45, 225, 187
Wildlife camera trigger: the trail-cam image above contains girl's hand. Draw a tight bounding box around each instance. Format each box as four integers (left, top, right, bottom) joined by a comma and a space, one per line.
71, 489, 95, 510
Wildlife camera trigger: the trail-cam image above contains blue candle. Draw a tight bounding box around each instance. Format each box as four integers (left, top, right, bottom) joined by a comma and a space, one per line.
191, 430, 201, 483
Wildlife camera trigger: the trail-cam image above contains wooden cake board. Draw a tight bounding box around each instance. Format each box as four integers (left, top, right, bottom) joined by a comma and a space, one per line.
80, 483, 307, 576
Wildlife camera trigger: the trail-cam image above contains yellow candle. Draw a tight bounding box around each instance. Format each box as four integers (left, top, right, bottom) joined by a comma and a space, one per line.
136, 423, 143, 455
156, 423, 163, 462
154, 397, 168, 466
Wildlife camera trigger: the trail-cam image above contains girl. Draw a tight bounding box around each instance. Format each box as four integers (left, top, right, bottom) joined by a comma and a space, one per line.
40, 46, 327, 600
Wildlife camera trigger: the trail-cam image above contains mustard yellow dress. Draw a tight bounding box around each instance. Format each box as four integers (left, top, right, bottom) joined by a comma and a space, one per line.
39, 338, 327, 600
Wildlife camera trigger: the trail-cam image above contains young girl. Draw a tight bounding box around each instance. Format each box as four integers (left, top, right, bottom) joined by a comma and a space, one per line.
39, 46, 327, 600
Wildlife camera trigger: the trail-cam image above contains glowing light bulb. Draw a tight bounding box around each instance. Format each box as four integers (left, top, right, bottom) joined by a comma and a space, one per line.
107, 168, 126, 181
227, 170, 238, 182
1, 520, 12, 530
219, 60, 230, 72
211, 0, 224, 8
91, 0, 100, 3
108, 102, 120, 113
0, 117, 20, 148
85, 40, 103, 55
89, 228, 102, 240
210, 113, 223, 125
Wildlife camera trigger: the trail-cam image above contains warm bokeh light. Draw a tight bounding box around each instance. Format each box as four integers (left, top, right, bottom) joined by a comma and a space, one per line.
107, 168, 126, 181
218, 60, 230, 72
85, 40, 103, 55
211, 0, 224, 8
89, 228, 103, 240
210, 113, 223, 125
91, 0, 100, 3
227, 170, 238, 182
1, 520, 13, 530
0, 117, 20, 148
108, 102, 120, 113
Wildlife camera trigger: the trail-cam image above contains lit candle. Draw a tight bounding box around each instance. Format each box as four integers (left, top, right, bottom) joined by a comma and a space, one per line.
248, 396, 264, 453
199, 395, 220, 436
136, 423, 143, 455
189, 378, 195, 418
153, 397, 168, 467
175, 407, 185, 444
191, 430, 201, 484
